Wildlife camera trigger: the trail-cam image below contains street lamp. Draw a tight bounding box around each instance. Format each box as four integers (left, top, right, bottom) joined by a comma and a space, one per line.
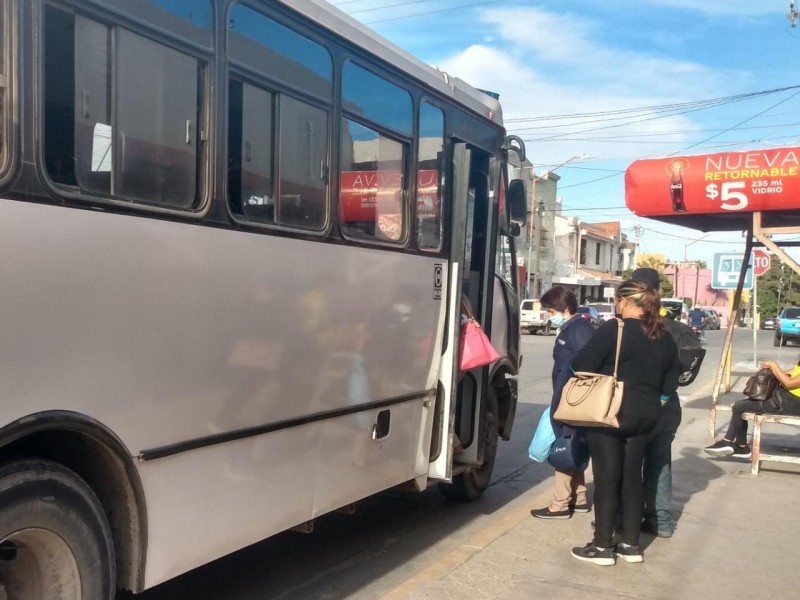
526, 154, 593, 298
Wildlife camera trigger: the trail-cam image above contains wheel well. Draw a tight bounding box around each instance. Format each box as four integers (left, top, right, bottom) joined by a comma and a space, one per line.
1, 427, 146, 592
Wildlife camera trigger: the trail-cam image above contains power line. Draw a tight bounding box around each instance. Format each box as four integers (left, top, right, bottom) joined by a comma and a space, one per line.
672, 89, 800, 154
504, 85, 800, 124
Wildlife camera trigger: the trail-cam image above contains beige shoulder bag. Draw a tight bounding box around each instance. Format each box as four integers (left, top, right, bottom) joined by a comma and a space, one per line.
553, 318, 624, 428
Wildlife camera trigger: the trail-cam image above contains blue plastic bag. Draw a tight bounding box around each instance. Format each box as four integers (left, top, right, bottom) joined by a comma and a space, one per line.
528, 406, 556, 462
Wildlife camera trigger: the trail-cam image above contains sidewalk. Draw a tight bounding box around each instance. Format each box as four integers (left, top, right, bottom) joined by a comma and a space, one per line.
394, 400, 800, 600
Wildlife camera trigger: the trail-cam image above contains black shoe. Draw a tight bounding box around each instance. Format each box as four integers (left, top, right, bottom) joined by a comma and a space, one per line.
571, 542, 615, 566
531, 507, 571, 520
731, 443, 752, 459
641, 521, 674, 538
704, 440, 735, 456
571, 502, 591, 513
614, 542, 643, 563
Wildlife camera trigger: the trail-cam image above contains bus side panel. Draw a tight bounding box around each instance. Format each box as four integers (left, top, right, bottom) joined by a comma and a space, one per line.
0, 200, 445, 587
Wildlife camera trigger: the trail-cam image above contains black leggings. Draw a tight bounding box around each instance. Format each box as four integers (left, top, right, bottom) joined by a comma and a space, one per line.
585, 429, 650, 548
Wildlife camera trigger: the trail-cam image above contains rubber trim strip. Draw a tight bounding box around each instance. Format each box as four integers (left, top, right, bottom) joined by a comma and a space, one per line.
138, 389, 434, 461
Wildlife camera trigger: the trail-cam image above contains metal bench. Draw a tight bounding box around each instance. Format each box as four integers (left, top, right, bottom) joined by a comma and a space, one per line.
743, 413, 800, 474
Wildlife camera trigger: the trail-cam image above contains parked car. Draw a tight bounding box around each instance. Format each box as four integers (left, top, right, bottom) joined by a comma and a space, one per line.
761, 315, 776, 330
520, 299, 554, 335
661, 298, 689, 324
587, 302, 615, 322
775, 307, 800, 346
576, 306, 603, 329
702, 309, 720, 330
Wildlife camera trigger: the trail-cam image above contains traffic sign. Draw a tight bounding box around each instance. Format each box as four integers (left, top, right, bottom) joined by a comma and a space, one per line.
752, 248, 771, 277
712, 252, 753, 290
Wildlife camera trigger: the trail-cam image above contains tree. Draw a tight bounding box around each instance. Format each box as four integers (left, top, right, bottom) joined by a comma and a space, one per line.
630, 256, 673, 295
757, 260, 800, 317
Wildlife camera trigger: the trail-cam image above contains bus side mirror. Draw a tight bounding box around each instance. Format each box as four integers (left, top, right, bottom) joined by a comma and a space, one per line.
507, 179, 527, 231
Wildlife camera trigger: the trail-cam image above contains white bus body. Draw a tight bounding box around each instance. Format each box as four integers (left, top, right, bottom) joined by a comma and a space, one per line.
0, 0, 527, 596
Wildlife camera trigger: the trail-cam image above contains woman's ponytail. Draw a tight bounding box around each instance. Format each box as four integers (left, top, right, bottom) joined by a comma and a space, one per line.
616, 279, 664, 341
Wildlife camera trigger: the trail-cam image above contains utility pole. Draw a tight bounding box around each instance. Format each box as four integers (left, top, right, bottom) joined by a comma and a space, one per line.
789, 0, 798, 27
691, 262, 698, 306
531, 200, 546, 298
525, 180, 536, 298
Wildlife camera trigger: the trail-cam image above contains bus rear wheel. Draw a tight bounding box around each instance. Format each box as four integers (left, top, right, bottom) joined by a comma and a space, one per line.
439, 387, 499, 502
0, 459, 115, 600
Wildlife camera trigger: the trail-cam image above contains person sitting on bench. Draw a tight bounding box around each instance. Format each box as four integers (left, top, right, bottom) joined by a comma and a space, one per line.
705, 359, 800, 459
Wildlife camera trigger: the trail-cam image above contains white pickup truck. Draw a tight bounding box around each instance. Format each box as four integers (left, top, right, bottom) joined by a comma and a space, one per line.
520, 299, 553, 335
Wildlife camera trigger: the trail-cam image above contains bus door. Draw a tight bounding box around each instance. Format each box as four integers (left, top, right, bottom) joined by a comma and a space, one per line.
428, 142, 495, 480
456, 146, 496, 468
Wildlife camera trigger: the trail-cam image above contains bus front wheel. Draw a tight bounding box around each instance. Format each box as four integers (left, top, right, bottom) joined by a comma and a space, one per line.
439, 387, 499, 502
0, 459, 116, 600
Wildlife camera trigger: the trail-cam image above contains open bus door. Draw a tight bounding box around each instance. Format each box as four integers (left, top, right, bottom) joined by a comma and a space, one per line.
429, 142, 498, 498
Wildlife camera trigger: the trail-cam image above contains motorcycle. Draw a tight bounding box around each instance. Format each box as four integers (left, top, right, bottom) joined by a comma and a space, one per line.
690, 323, 705, 340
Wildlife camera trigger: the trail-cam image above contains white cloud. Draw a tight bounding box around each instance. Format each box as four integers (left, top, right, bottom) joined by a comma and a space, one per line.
642, 0, 782, 16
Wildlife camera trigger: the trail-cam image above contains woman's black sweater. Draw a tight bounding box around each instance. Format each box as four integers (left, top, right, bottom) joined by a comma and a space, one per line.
571, 317, 680, 434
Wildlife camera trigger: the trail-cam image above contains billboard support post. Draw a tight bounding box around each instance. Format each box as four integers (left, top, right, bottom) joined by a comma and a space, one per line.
710, 230, 753, 437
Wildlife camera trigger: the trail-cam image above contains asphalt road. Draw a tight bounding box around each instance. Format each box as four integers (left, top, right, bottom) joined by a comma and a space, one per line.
121, 325, 783, 599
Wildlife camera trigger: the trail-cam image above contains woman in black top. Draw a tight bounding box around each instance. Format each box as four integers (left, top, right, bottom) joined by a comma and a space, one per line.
569, 280, 679, 566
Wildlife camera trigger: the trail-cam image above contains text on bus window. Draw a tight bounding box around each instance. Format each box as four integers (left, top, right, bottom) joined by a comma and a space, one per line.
340, 119, 407, 242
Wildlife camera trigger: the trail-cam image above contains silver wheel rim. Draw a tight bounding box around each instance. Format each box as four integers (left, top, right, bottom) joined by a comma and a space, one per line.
0, 529, 81, 600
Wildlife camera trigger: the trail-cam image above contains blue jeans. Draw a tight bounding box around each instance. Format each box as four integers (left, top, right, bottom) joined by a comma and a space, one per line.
643, 398, 682, 533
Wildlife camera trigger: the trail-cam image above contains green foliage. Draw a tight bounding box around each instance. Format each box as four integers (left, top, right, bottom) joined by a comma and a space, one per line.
757, 260, 800, 317
660, 274, 673, 297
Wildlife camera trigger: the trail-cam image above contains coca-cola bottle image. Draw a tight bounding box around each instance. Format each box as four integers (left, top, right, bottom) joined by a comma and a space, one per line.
669, 162, 686, 212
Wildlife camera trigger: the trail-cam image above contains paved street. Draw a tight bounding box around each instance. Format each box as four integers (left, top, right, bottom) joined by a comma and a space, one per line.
124, 326, 800, 600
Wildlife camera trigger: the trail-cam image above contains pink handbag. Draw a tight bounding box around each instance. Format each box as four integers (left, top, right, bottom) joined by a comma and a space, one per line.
459, 302, 500, 371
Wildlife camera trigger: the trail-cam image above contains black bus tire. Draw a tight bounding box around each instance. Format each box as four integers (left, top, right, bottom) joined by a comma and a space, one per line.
0, 458, 116, 600
439, 387, 499, 502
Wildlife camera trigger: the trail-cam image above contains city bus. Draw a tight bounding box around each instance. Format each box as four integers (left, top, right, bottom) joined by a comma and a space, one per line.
0, 0, 528, 596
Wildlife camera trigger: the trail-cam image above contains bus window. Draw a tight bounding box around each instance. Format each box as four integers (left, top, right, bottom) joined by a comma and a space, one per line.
229, 81, 275, 223
228, 3, 332, 100
339, 119, 406, 242
342, 62, 412, 136
44, 4, 203, 209
89, 0, 212, 47
227, 82, 329, 231
277, 96, 328, 229
417, 102, 444, 251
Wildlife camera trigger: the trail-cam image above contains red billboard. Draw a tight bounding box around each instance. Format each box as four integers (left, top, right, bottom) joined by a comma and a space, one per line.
625, 146, 800, 217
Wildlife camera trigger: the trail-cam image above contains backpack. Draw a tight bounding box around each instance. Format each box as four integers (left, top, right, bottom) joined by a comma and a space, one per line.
663, 318, 706, 386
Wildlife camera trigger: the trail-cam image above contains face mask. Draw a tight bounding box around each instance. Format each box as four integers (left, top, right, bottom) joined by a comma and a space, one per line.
549, 313, 567, 327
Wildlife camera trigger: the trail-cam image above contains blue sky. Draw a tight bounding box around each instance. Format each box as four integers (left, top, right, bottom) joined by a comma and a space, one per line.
337, 0, 800, 267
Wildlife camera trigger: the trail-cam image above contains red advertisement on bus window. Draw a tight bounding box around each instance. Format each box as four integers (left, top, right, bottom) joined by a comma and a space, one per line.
625, 146, 800, 216
340, 170, 439, 221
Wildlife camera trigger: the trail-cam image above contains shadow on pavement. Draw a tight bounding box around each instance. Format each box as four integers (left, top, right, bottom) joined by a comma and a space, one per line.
670, 446, 725, 525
